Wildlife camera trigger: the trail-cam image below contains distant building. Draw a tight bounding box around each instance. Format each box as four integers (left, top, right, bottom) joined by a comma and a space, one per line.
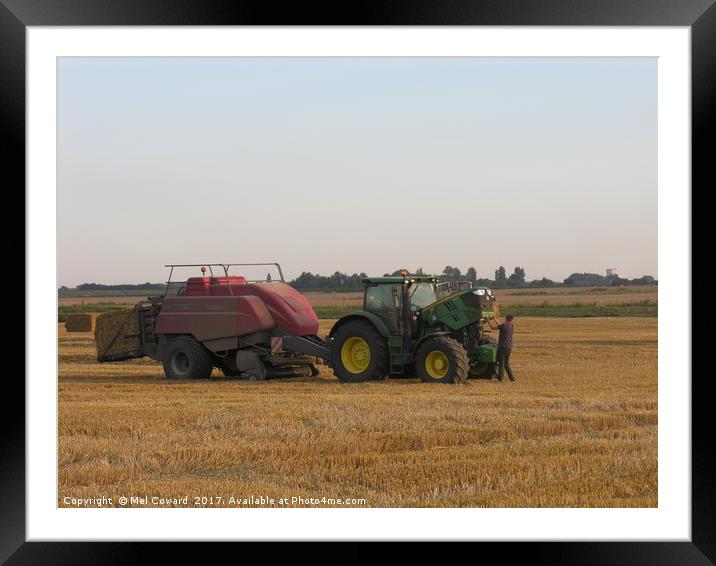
606, 268, 618, 278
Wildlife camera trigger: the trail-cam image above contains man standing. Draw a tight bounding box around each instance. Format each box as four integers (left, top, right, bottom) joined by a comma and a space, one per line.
487, 314, 516, 382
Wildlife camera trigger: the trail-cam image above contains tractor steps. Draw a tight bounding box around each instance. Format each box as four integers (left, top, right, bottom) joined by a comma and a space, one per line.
388, 335, 403, 374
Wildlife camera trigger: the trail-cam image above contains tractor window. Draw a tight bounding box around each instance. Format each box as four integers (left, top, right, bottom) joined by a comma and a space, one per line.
365, 285, 401, 332
410, 282, 437, 309
365, 285, 399, 310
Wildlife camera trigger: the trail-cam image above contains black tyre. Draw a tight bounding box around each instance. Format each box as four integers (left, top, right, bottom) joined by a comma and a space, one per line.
469, 336, 498, 379
218, 356, 246, 379
162, 336, 214, 380
469, 362, 498, 379
331, 320, 388, 382
415, 336, 469, 384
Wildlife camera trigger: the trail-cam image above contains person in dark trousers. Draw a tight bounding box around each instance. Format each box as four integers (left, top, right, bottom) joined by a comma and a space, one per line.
487, 314, 516, 381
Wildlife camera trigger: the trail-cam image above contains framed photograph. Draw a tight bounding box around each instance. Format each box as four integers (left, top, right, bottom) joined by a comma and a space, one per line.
9, 0, 708, 562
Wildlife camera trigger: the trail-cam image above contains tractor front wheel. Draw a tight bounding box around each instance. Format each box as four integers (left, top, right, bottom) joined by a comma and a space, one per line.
469, 336, 498, 379
331, 320, 388, 382
162, 336, 214, 380
416, 336, 469, 384
469, 363, 498, 380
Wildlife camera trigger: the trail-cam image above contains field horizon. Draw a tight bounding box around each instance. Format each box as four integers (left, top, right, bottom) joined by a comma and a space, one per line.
59, 286, 658, 320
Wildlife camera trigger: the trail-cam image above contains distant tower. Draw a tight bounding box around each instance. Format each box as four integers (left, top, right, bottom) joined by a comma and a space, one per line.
606, 268, 618, 278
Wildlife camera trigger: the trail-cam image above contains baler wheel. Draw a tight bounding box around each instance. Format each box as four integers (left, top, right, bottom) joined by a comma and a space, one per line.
415, 336, 469, 384
331, 320, 388, 382
162, 336, 214, 380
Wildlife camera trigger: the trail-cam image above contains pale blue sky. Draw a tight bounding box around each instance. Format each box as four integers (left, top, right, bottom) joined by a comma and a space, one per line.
58, 57, 656, 286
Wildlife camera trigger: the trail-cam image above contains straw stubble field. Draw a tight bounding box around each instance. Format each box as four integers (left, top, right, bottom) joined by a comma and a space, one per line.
58, 316, 657, 508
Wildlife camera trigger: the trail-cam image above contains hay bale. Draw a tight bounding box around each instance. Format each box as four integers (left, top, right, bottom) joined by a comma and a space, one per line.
65, 313, 94, 332
95, 309, 143, 361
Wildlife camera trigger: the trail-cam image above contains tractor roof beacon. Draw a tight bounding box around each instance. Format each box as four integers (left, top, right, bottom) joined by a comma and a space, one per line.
95, 264, 499, 384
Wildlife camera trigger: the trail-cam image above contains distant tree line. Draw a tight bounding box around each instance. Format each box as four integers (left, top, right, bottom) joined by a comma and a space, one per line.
609, 275, 657, 286
290, 271, 368, 291
62, 268, 657, 293
379, 265, 540, 288
379, 266, 657, 289
563, 273, 657, 287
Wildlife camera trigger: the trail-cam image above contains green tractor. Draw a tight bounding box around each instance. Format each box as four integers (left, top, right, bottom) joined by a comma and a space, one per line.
329, 272, 499, 383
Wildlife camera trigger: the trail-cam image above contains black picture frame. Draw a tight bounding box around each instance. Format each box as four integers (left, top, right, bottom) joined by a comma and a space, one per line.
7, 1, 708, 563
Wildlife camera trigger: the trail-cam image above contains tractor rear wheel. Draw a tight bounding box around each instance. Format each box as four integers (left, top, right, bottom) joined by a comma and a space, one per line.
162, 336, 214, 380
331, 320, 388, 382
416, 336, 469, 384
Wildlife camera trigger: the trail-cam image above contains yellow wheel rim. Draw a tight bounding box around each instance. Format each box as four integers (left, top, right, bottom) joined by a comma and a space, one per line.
425, 350, 449, 379
341, 337, 371, 374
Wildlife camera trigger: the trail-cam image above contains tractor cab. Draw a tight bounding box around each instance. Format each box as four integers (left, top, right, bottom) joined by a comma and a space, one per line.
361, 274, 495, 332
362, 274, 439, 334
